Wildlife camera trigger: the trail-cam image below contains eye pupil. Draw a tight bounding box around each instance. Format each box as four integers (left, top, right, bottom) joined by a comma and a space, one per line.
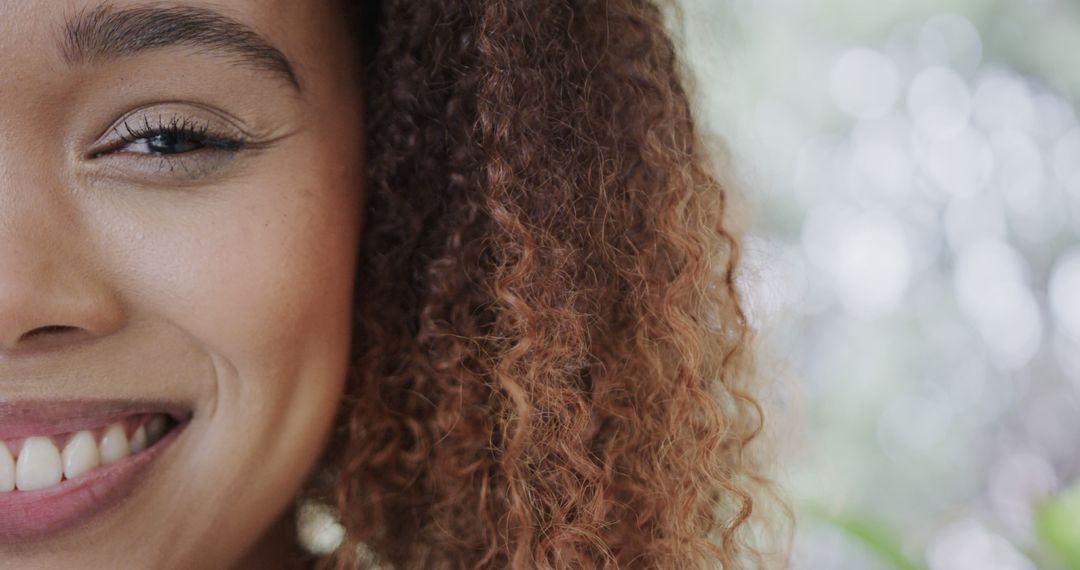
147, 133, 203, 154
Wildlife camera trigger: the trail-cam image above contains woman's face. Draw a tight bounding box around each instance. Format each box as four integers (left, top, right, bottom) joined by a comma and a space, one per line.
0, 1, 362, 567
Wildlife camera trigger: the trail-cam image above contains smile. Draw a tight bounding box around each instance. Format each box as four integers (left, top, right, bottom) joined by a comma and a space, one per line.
0, 402, 190, 543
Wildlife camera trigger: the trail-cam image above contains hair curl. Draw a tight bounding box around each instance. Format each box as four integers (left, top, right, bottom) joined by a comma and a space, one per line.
314, 0, 779, 567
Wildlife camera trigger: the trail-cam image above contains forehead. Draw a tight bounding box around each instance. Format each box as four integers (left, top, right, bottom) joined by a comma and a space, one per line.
0, 0, 353, 103
0, 0, 337, 63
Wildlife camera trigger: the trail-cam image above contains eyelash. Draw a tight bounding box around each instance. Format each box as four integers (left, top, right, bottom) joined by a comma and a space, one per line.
116, 115, 246, 153
96, 113, 249, 176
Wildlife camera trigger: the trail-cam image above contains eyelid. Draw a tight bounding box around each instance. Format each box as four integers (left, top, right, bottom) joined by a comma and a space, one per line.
81, 102, 276, 185
89, 102, 256, 157
80, 101, 300, 185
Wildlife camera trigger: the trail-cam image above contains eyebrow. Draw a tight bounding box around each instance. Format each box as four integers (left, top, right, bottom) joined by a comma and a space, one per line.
61, 3, 302, 91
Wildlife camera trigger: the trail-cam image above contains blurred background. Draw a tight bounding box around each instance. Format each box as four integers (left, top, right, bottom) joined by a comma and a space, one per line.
676, 0, 1080, 568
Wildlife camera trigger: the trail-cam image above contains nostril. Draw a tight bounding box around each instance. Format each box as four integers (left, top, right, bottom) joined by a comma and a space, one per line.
1, 323, 110, 354
19, 325, 81, 342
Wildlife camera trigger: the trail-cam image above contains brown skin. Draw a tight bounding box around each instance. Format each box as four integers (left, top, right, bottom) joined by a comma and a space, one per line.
0, 1, 362, 568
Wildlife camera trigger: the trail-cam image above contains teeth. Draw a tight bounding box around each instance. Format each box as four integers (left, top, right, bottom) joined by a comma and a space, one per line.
62, 431, 101, 480
15, 437, 64, 491
145, 416, 167, 445
99, 423, 130, 465
129, 425, 148, 454
0, 414, 174, 493
0, 443, 13, 492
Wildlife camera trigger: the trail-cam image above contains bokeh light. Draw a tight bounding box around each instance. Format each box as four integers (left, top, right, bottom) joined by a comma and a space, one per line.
927, 519, 1035, 570
1049, 248, 1080, 341
680, 1, 1080, 567
830, 48, 901, 119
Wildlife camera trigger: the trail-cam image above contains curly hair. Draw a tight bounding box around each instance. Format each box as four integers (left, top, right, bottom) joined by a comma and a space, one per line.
312, 0, 779, 567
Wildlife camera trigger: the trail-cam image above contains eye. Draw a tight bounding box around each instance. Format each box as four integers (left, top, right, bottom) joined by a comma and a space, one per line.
109, 116, 246, 157
87, 104, 271, 183
126, 131, 207, 155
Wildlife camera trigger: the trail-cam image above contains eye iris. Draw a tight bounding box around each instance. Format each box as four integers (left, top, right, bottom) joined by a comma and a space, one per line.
147, 132, 203, 154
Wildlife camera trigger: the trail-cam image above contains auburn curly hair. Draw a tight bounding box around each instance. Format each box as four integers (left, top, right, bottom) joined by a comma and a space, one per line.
311, 0, 781, 568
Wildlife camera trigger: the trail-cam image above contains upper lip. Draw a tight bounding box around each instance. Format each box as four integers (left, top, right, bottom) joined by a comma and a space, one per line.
0, 399, 190, 441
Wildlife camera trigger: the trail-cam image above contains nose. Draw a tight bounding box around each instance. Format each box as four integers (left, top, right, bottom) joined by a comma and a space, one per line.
0, 180, 126, 355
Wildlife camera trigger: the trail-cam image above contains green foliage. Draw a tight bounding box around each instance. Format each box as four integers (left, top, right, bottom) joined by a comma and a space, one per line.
805, 481, 1080, 570
803, 504, 927, 570
1035, 483, 1080, 568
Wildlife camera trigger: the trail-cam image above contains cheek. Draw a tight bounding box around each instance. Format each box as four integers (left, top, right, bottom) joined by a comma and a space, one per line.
182, 182, 359, 376
85, 140, 362, 554
124, 158, 362, 393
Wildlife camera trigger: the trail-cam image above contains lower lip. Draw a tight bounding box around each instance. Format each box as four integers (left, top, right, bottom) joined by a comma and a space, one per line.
0, 421, 187, 544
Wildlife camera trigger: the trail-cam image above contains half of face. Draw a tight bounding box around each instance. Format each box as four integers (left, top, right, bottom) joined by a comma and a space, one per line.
0, 0, 364, 567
